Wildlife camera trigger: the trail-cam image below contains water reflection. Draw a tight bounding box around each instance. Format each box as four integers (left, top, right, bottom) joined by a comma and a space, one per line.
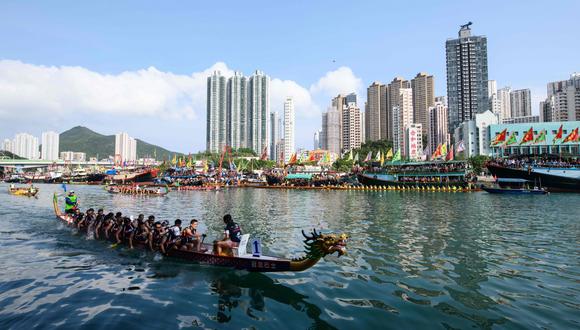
1, 184, 579, 329
208, 271, 335, 329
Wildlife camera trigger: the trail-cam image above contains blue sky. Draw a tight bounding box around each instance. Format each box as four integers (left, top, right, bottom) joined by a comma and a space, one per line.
0, 1, 578, 153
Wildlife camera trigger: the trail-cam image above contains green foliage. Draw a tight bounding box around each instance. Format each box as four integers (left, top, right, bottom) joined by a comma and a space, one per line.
0, 150, 25, 160
233, 148, 258, 157
59, 126, 182, 160
231, 158, 275, 171
332, 158, 354, 172
353, 140, 393, 159
468, 155, 491, 174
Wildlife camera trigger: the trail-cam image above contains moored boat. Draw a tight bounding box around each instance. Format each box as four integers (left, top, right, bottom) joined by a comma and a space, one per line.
358, 161, 475, 190
481, 178, 548, 195
486, 162, 580, 193
52, 193, 347, 272
107, 168, 159, 184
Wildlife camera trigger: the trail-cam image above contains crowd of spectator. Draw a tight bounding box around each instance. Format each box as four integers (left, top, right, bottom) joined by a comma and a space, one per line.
489, 157, 580, 169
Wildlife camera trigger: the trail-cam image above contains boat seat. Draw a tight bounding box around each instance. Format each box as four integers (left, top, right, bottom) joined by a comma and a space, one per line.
233, 234, 250, 257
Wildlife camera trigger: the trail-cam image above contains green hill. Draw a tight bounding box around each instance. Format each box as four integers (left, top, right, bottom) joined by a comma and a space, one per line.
0, 150, 25, 160
59, 126, 182, 160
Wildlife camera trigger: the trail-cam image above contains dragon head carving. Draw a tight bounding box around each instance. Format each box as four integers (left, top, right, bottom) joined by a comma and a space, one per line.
301, 229, 348, 259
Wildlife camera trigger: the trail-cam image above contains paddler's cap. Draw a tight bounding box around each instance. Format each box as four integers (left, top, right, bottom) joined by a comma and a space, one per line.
70, 190, 75, 194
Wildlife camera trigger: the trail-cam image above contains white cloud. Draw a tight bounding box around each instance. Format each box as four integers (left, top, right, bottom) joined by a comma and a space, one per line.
309, 66, 363, 99
270, 78, 320, 117
0, 60, 363, 150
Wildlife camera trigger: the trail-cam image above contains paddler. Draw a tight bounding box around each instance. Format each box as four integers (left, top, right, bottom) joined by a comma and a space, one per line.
65, 191, 78, 214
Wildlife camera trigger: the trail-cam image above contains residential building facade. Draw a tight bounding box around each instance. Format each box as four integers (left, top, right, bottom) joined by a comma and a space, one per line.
428, 103, 449, 155
41, 131, 59, 161
542, 73, 580, 122
227, 72, 247, 149
510, 89, 532, 118
270, 111, 280, 162
283, 97, 295, 163
392, 88, 413, 156
248, 70, 270, 155
13, 133, 39, 160
411, 72, 434, 133
446, 24, 489, 134
366, 82, 387, 141
115, 132, 137, 163
341, 102, 362, 152
206, 71, 227, 153
388, 77, 411, 141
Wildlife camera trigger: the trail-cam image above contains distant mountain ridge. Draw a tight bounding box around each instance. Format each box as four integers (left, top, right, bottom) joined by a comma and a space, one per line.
59, 126, 182, 160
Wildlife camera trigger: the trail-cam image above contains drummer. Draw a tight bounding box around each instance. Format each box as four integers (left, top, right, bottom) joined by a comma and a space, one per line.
214, 214, 242, 256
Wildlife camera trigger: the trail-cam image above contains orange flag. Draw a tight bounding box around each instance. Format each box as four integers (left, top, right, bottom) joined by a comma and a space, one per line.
563, 127, 579, 143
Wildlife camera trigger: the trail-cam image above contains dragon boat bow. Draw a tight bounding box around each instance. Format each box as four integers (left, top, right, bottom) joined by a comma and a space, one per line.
52, 193, 347, 272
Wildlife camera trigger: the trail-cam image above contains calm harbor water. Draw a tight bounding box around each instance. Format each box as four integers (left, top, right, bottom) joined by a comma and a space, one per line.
0, 183, 579, 329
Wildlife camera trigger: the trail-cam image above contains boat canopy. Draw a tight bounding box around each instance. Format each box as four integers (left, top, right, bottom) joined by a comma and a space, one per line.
384, 160, 467, 166
497, 178, 529, 183
397, 172, 466, 177
286, 173, 313, 180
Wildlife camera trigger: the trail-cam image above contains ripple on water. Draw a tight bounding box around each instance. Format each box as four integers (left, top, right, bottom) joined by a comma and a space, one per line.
0, 184, 579, 329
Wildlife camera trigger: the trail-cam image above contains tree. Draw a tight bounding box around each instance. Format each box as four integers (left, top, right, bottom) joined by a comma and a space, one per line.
349, 139, 393, 163
332, 158, 354, 172
468, 155, 490, 175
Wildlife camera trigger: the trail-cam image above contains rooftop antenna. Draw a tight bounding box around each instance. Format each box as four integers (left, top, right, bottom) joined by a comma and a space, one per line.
460, 22, 473, 29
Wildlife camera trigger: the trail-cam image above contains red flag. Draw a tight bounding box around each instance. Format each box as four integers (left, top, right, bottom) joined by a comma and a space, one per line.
555, 124, 564, 140
288, 153, 297, 164
563, 127, 579, 143
491, 129, 508, 145
260, 146, 268, 160
446, 145, 454, 161
520, 127, 534, 145
307, 152, 315, 162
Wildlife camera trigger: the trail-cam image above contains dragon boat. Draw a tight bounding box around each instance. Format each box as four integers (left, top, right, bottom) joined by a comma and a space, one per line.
9, 186, 39, 197
173, 185, 221, 191
52, 193, 347, 272
105, 184, 170, 196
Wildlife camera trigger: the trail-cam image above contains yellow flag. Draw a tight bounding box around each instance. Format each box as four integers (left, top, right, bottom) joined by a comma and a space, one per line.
380, 152, 385, 166
440, 143, 448, 156
385, 148, 393, 159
